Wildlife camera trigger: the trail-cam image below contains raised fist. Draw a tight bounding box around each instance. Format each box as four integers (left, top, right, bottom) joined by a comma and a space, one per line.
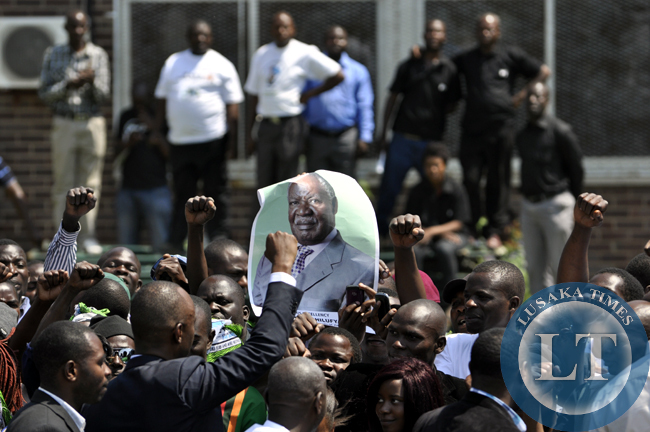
68, 261, 104, 291
389, 214, 425, 249
36, 269, 69, 302
185, 196, 216, 226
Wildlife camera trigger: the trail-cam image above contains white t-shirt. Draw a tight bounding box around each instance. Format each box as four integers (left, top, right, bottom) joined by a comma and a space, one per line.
435, 332, 479, 379
155, 49, 244, 145
244, 39, 341, 117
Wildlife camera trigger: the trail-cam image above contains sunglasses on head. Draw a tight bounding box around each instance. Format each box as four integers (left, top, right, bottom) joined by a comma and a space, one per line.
112, 347, 134, 363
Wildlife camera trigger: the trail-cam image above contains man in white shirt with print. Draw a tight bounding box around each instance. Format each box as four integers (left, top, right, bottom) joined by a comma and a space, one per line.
245, 11, 344, 188
154, 20, 244, 250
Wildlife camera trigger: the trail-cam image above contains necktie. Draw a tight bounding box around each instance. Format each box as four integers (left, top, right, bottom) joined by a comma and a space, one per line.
292, 245, 314, 278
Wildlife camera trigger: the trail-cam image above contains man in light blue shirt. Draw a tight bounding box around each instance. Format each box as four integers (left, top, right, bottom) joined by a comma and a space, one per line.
303, 26, 374, 177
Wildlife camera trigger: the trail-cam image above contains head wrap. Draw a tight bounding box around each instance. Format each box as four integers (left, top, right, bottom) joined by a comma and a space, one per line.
103, 272, 131, 300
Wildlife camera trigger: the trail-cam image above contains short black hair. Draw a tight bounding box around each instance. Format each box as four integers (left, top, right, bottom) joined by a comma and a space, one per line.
0, 239, 19, 247
130, 281, 186, 341
422, 142, 450, 165
626, 253, 650, 291
304, 173, 336, 202
204, 239, 247, 272
469, 327, 505, 378
311, 327, 362, 364
594, 267, 645, 302
378, 287, 399, 299
32, 321, 97, 384
187, 19, 211, 36
472, 260, 525, 300
80, 278, 131, 320
190, 295, 211, 331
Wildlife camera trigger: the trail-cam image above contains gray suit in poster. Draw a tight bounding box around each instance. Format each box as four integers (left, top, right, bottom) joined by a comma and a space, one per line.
252, 173, 375, 312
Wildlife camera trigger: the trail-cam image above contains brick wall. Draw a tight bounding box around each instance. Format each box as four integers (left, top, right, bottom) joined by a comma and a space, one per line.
0, 0, 116, 247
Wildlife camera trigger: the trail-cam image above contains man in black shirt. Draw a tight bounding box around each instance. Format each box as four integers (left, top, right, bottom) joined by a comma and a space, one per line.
115, 81, 171, 253
376, 19, 461, 234
517, 82, 583, 294
406, 143, 470, 288
454, 13, 550, 248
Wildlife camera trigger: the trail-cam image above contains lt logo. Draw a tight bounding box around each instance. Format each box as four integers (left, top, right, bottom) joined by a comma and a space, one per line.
502, 283, 650, 431
536, 333, 616, 381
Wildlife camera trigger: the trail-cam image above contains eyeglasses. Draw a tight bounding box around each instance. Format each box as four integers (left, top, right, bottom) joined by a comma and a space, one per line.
112, 347, 134, 363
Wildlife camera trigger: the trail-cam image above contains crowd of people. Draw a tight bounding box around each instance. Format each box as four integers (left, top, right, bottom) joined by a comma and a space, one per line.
0, 5, 649, 432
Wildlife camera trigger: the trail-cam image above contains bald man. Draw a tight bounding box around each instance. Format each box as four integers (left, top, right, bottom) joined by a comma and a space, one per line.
39, 10, 110, 253
84, 232, 303, 432
454, 13, 550, 248
245, 11, 344, 188
154, 19, 244, 246
517, 82, 583, 294
197, 275, 250, 340
247, 357, 326, 432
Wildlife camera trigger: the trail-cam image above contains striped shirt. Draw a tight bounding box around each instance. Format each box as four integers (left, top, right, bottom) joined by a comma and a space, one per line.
0, 156, 16, 188
39, 42, 110, 118
43, 223, 79, 275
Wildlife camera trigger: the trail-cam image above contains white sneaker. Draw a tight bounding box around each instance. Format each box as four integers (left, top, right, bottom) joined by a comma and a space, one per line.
83, 238, 103, 255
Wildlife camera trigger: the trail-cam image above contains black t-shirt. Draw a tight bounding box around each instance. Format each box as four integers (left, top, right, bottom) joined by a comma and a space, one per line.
516, 115, 584, 198
389, 54, 461, 140
454, 45, 542, 133
405, 176, 471, 234
117, 108, 168, 190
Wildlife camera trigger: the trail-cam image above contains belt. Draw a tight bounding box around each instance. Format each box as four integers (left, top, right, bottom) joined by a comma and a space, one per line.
524, 190, 562, 203
56, 112, 97, 121
310, 126, 354, 138
257, 114, 300, 125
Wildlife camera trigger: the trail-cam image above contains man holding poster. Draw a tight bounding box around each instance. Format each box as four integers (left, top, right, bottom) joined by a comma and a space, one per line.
252, 173, 375, 318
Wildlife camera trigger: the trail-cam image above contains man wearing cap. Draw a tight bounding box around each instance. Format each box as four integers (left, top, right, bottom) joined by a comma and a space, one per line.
91, 315, 135, 380
442, 276, 468, 334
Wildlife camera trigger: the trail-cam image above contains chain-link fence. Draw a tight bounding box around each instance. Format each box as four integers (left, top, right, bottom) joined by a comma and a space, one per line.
125, 0, 650, 158
425, 0, 544, 155
556, 0, 650, 156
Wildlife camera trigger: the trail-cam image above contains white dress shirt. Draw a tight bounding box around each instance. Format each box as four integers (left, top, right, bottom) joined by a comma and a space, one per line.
38, 387, 86, 432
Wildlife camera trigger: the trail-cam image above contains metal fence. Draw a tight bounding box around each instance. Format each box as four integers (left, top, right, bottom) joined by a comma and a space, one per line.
116, 0, 650, 159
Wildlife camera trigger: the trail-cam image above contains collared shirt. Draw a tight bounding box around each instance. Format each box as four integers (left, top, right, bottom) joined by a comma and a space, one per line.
43, 222, 79, 275
302, 52, 374, 142
405, 176, 471, 234
38, 387, 86, 432
469, 388, 527, 432
454, 45, 541, 133
517, 114, 584, 198
39, 42, 110, 118
244, 419, 290, 432
389, 53, 461, 140
252, 228, 338, 296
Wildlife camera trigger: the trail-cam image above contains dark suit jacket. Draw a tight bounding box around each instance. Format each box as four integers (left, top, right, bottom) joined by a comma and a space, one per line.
413, 392, 520, 432
83, 281, 302, 432
7, 389, 80, 432
253, 232, 375, 311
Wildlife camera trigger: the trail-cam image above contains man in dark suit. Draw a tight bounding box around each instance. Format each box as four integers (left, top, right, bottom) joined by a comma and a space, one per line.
413, 328, 526, 432
83, 231, 303, 432
253, 173, 374, 312
8, 321, 111, 432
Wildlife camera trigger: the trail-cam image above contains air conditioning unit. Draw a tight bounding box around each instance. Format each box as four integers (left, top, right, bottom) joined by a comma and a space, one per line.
0, 17, 67, 89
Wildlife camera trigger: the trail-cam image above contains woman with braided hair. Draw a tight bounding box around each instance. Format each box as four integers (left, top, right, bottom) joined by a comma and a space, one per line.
0, 302, 22, 428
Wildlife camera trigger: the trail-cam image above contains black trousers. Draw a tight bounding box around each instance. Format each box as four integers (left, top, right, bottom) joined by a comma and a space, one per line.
256, 116, 306, 188
459, 121, 515, 237
169, 136, 229, 247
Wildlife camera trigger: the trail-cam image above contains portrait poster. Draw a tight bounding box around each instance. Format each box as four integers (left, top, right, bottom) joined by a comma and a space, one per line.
248, 170, 379, 325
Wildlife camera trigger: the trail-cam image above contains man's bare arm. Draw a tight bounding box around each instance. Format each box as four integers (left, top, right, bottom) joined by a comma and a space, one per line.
390, 214, 427, 303
557, 193, 608, 284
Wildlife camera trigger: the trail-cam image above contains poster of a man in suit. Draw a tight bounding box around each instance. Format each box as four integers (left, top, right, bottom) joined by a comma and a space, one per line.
249, 171, 378, 324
